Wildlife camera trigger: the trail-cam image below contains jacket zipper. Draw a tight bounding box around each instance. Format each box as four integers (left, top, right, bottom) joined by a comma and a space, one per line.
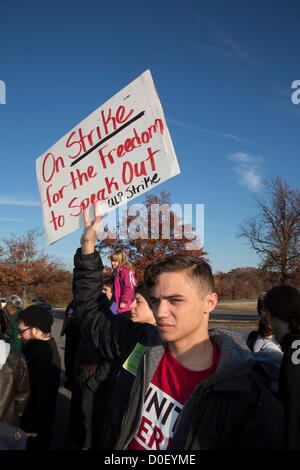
121, 353, 146, 449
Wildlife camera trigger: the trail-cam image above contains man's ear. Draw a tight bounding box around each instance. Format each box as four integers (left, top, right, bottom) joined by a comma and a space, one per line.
31, 327, 40, 338
204, 292, 218, 314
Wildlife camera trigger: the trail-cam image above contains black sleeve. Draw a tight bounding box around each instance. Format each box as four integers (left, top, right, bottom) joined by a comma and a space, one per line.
72, 248, 158, 365
14, 356, 31, 418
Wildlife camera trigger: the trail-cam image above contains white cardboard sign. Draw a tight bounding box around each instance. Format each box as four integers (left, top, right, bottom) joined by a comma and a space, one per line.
36, 70, 180, 244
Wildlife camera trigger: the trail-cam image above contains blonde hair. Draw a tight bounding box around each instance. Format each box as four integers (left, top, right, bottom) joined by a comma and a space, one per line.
110, 250, 132, 270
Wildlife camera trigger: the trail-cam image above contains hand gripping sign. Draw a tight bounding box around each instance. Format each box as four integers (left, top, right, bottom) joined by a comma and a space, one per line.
36, 70, 180, 244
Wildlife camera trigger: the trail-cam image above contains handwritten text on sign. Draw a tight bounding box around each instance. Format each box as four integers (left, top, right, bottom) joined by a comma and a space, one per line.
36, 70, 180, 244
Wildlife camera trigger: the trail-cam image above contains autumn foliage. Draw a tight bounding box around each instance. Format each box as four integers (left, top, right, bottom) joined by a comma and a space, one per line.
0, 228, 72, 306
0, 182, 299, 307
97, 191, 208, 280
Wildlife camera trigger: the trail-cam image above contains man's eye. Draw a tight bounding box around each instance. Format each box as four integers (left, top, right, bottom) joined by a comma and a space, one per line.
169, 299, 181, 304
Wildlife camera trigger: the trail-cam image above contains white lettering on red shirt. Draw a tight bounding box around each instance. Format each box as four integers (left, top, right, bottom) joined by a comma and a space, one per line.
127, 342, 220, 450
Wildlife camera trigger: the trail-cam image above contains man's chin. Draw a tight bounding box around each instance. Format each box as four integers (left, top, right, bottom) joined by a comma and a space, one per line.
157, 328, 175, 342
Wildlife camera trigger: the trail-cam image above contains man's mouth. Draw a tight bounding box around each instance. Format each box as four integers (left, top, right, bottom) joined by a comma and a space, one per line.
158, 323, 173, 330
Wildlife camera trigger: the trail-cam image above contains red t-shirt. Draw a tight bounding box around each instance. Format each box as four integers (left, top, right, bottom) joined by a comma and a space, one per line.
127, 342, 220, 450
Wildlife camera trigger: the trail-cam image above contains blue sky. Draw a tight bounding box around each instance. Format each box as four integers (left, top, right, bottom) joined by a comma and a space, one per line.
0, 0, 299, 273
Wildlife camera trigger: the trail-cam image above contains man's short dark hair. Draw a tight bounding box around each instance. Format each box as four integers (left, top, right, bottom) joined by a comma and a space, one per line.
144, 254, 214, 297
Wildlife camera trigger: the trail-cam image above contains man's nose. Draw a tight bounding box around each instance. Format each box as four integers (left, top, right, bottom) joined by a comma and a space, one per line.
155, 300, 169, 318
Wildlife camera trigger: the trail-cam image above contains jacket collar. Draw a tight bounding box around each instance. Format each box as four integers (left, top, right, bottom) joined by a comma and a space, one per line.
143, 325, 255, 394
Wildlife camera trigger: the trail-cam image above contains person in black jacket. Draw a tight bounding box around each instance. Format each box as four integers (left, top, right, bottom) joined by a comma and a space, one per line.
72, 202, 285, 450
68, 281, 156, 449
263, 285, 300, 449
17, 305, 61, 450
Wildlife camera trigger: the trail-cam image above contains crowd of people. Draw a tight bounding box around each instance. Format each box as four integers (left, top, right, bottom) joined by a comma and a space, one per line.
0, 201, 300, 451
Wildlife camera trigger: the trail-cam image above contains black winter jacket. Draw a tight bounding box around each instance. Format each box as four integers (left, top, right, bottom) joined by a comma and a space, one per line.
73, 249, 286, 450
278, 332, 300, 449
20, 338, 61, 449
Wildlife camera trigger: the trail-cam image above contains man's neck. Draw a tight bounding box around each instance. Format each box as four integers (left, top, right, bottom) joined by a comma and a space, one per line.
29, 336, 51, 342
168, 336, 213, 371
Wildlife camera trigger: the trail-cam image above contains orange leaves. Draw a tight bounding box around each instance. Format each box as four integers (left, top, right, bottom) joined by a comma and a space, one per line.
97, 191, 208, 282
0, 229, 72, 304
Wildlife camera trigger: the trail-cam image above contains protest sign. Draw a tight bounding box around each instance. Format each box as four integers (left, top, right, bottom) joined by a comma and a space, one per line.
36, 70, 180, 244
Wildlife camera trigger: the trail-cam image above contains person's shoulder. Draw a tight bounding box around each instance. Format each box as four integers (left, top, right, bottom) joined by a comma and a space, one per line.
9, 344, 24, 358
5, 344, 27, 370
26, 339, 52, 357
120, 264, 130, 272
40, 337, 59, 352
209, 326, 254, 367
27, 339, 61, 369
253, 335, 268, 350
281, 331, 300, 347
49, 337, 60, 353
119, 264, 131, 277
258, 337, 282, 352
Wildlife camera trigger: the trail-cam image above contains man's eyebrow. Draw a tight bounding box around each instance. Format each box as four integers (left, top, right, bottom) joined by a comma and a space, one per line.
150, 294, 185, 300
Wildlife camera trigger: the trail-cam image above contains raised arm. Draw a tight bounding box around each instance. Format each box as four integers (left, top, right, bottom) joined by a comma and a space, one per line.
73, 202, 158, 364
72, 202, 106, 327
80, 200, 104, 254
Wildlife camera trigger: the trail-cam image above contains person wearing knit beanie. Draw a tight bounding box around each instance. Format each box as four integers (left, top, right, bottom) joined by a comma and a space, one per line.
17, 305, 54, 337
16, 305, 61, 450
130, 283, 156, 325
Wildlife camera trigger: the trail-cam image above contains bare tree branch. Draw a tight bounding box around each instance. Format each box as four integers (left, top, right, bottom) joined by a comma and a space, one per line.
238, 177, 300, 283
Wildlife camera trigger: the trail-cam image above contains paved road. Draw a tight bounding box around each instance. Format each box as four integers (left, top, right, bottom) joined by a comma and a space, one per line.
211, 310, 258, 321
48, 307, 257, 450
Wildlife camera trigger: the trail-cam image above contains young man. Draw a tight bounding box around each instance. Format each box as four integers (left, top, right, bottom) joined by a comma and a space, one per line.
17, 305, 61, 450
73, 202, 285, 450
